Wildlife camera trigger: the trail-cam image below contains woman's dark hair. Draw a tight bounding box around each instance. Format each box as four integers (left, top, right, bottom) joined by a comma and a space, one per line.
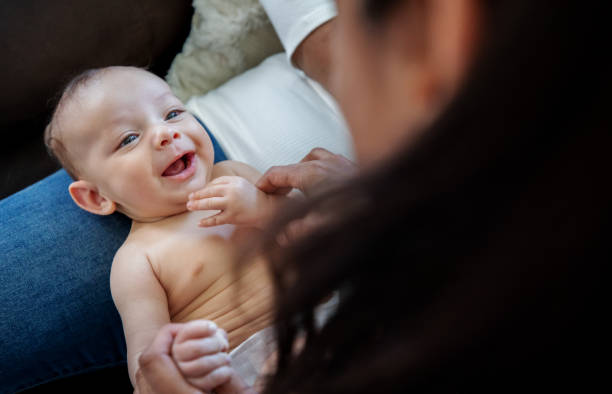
260, 1, 610, 393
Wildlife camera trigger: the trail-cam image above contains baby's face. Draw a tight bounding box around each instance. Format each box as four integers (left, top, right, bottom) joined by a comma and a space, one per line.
60, 67, 214, 220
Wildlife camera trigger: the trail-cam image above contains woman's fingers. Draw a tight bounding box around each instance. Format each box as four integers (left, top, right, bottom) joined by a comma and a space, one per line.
300, 147, 336, 162
177, 352, 231, 378
256, 163, 302, 195
256, 148, 357, 196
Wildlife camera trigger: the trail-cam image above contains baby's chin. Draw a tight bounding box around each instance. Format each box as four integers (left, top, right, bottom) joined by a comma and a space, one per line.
186, 158, 213, 189
118, 194, 195, 222
122, 172, 212, 221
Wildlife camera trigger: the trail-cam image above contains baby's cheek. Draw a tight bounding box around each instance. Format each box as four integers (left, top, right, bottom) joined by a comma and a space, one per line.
110, 171, 158, 208
120, 175, 151, 198
193, 160, 214, 190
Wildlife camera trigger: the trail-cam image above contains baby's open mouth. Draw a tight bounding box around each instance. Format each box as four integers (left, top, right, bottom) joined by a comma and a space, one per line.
162, 153, 194, 177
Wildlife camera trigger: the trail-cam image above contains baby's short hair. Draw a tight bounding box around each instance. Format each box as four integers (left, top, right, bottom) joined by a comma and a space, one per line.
44, 68, 107, 179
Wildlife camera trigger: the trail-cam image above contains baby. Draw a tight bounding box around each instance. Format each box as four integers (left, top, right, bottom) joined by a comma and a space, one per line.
44, 66, 281, 392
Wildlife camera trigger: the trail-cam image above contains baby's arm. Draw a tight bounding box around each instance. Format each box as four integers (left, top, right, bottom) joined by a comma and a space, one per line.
110, 246, 173, 389
187, 161, 288, 229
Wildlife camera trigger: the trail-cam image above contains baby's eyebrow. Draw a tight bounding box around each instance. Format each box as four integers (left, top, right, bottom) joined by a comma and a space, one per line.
104, 113, 131, 130
153, 91, 177, 104
101, 128, 122, 147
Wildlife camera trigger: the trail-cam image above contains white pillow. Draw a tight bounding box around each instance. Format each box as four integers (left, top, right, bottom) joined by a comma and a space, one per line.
166, 0, 283, 102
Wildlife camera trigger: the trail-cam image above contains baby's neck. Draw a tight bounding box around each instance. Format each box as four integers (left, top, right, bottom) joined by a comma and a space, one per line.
128, 208, 189, 225
130, 209, 221, 232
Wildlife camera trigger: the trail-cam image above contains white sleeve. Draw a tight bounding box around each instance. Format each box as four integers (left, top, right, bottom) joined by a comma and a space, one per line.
186, 54, 354, 172
259, 0, 337, 63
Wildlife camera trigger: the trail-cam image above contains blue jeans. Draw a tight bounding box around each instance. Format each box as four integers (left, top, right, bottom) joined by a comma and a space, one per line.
0, 170, 130, 393
0, 121, 227, 393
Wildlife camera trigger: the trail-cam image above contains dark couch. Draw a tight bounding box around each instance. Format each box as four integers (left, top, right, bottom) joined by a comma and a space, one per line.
1, 1, 194, 391
0, 0, 194, 200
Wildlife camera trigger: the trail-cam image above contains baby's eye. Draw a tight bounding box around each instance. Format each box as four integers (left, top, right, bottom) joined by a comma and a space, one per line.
165, 110, 182, 121
118, 134, 138, 148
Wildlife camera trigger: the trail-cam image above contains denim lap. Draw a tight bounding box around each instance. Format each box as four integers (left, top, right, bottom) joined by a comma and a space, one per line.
0, 170, 130, 392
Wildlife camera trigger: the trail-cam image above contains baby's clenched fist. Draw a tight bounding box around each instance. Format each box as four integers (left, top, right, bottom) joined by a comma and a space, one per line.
171, 320, 232, 392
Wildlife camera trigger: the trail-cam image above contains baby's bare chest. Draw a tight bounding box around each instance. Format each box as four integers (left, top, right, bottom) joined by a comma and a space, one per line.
140, 222, 238, 314
128, 217, 273, 348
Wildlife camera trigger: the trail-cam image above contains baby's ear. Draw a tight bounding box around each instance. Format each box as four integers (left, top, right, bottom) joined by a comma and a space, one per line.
69, 180, 116, 215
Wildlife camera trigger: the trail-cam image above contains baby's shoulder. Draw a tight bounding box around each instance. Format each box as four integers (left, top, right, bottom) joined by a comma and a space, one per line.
212, 160, 261, 183
109, 237, 158, 295
211, 160, 242, 176
111, 237, 149, 269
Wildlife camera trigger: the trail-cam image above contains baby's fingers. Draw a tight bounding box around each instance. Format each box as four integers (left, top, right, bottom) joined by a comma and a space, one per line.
187, 366, 233, 393
175, 320, 218, 344
178, 353, 231, 378
187, 197, 226, 211
199, 212, 230, 227
188, 185, 225, 201
173, 336, 230, 362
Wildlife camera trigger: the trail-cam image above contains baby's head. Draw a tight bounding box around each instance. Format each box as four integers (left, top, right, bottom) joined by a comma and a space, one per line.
45, 66, 215, 221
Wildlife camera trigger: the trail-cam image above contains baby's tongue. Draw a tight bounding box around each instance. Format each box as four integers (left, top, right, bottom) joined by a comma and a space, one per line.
163, 158, 185, 176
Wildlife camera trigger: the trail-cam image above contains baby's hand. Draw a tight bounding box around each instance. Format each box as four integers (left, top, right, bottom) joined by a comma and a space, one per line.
171, 320, 233, 392
187, 176, 273, 228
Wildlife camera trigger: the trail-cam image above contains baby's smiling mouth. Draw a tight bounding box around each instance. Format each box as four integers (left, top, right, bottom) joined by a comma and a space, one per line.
162, 152, 194, 177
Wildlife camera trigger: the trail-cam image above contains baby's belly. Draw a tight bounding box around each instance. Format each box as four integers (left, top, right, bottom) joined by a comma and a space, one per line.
169, 259, 274, 350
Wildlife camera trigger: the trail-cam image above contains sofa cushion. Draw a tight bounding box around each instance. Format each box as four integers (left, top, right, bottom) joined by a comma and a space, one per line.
166, 0, 283, 102
0, 0, 194, 198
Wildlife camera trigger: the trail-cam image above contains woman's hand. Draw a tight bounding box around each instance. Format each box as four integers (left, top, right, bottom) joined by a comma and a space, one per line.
134, 323, 202, 394
135, 321, 254, 394
256, 148, 357, 197
256, 148, 357, 243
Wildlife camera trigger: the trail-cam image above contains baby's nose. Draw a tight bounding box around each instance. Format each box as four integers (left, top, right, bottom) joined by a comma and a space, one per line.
155, 129, 180, 148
